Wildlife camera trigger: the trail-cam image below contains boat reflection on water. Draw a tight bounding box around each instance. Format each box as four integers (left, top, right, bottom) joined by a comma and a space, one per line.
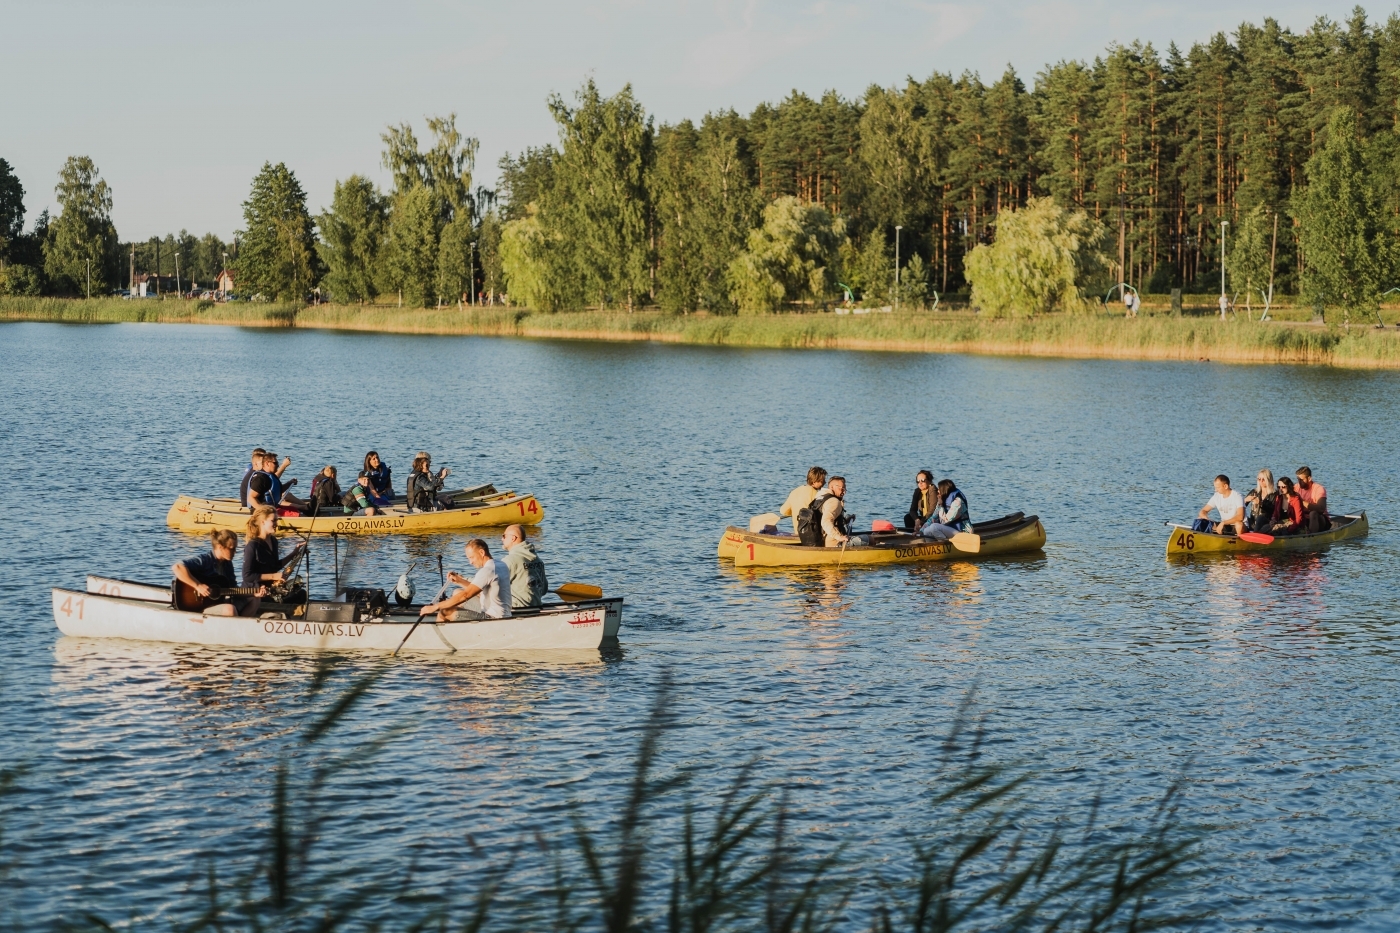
51, 636, 617, 751
792, 567, 855, 628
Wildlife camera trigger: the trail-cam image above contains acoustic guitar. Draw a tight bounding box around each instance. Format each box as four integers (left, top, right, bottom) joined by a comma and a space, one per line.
172, 578, 262, 612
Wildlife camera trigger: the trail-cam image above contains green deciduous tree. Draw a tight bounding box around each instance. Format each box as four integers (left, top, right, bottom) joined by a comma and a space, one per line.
42, 156, 120, 296
965, 197, 1107, 316
318, 175, 386, 303
543, 80, 653, 310
236, 162, 319, 300
1226, 204, 1278, 315
1293, 107, 1392, 320
727, 196, 846, 313
380, 184, 441, 307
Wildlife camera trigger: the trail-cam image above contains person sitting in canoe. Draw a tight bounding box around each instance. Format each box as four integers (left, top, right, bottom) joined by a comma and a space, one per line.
780, 467, 827, 533
172, 529, 265, 616
1296, 466, 1329, 533
239, 446, 267, 507
263, 451, 312, 515
1242, 469, 1276, 532
406, 451, 452, 511
905, 470, 936, 532
798, 476, 852, 547
501, 524, 549, 609
1267, 477, 1305, 535
341, 473, 382, 516
308, 465, 342, 516
919, 479, 971, 540
362, 451, 394, 508
1192, 475, 1244, 535
419, 538, 512, 621
241, 506, 304, 606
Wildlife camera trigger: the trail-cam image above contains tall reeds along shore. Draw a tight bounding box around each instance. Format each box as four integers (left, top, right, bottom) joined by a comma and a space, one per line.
9, 296, 1400, 367
0, 669, 1200, 930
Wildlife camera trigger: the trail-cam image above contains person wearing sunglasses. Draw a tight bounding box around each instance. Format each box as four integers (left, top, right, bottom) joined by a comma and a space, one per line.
904, 470, 937, 532
1268, 477, 1304, 535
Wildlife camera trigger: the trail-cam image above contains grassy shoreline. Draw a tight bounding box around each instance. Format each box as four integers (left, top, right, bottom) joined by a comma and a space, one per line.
8, 296, 1400, 367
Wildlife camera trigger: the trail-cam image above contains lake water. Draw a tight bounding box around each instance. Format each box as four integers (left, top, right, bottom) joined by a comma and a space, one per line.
3, 321, 1400, 930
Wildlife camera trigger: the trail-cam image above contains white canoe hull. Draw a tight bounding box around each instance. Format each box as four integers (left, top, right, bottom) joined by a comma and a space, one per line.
86, 575, 171, 602
54, 588, 622, 652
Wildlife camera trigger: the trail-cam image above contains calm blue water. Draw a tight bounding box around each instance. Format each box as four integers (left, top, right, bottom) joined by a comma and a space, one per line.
3, 321, 1400, 930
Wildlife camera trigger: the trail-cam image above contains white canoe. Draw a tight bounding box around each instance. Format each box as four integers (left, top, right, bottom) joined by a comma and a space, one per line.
54, 587, 623, 652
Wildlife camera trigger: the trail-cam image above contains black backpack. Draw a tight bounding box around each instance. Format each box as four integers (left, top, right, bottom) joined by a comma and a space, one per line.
797, 493, 839, 547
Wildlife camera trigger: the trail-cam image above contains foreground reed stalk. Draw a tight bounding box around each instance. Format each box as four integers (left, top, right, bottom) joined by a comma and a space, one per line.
0, 666, 1202, 932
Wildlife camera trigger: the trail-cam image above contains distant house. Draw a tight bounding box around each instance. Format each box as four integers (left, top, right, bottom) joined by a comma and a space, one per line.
132, 273, 180, 297
216, 269, 235, 295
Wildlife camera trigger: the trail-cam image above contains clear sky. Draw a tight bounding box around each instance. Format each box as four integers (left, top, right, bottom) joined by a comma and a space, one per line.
2, 0, 1372, 240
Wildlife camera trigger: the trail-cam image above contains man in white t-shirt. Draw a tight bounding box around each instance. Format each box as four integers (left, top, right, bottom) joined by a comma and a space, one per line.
418, 538, 513, 621
1195, 474, 1245, 535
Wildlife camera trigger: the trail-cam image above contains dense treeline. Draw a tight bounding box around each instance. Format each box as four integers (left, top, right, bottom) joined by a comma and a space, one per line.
0, 157, 233, 297
324, 7, 1400, 313
7, 7, 1400, 314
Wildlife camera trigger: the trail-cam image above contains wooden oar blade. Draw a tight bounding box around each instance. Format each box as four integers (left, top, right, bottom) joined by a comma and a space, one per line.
749, 512, 781, 532
950, 532, 982, 553
555, 582, 603, 602
1239, 531, 1274, 544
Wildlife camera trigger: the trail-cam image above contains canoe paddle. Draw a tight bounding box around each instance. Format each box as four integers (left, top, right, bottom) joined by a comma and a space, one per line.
749, 512, 781, 532
394, 581, 450, 657
950, 531, 981, 553
1239, 531, 1274, 544
554, 582, 603, 602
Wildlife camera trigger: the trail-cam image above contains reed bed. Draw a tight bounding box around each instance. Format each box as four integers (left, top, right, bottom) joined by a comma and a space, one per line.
0, 296, 301, 326
0, 670, 1202, 932
11, 297, 1400, 367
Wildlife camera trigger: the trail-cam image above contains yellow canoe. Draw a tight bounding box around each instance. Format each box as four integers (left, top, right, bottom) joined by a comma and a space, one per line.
166, 490, 545, 535
169, 482, 502, 516
718, 512, 1027, 559
730, 514, 1045, 568
1165, 512, 1367, 556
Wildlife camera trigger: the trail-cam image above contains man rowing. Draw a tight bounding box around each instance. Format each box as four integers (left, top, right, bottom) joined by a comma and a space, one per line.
172, 529, 265, 616
419, 538, 512, 621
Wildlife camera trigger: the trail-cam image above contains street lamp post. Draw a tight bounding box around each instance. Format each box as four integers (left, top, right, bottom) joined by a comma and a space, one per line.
1219, 221, 1229, 319
894, 225, 902, 312
85, 258, 90, 299
469, 242, 476, 306
222, 251, 228, 297
174, 249, 181, 299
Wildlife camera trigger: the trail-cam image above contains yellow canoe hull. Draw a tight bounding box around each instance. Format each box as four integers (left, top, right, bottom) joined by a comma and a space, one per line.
166, 492, 545, 535
1165, 512, 1368, 556
731, 515, 1045, 567
168, 483, 502, 516
718, 512, 1028, 560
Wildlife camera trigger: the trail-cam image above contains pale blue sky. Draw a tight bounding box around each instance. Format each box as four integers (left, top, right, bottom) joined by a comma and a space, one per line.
2, 0, 1373, 239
